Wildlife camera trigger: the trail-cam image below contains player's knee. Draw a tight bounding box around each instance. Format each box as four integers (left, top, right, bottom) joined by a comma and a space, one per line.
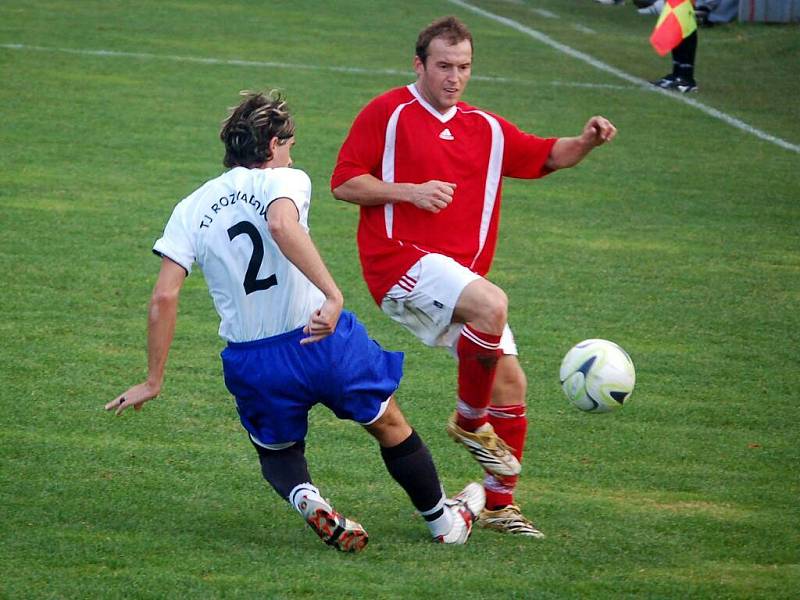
474, 285, 507, 331
373, 411, 402, 433
366, 400, 412, 446
457, 279, 508, 332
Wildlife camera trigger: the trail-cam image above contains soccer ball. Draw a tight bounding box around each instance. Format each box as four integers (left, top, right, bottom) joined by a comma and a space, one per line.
559, 339, 636, 413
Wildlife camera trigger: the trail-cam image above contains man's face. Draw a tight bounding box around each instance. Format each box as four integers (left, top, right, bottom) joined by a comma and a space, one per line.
414, 37, 472, 114
266, 136, 295, 168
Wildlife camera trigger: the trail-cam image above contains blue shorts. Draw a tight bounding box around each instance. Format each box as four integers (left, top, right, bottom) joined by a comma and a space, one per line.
221, 310, 404, 446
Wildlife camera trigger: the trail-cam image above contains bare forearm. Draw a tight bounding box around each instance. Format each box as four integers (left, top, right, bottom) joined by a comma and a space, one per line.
332, 174, 415, 206
271, 223, 342, 302
106, 257, 185, 415
545, 136, 594, 171
146, 292, 179, 390
332, 174, 456, 213
546, 115, 617, 171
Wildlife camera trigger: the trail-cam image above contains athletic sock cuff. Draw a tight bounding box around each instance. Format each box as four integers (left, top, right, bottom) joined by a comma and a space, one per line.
418, 495, 446, 521
288, 482, 319, 508
380, 429, 422, 460
488, 404, 526, 418
461, 324, 502, 348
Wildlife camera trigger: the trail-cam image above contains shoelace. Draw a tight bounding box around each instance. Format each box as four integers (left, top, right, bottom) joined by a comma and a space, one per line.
473, 428, 516, 454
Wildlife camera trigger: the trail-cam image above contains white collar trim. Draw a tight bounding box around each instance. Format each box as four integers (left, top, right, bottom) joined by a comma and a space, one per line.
407, 83, 458, 123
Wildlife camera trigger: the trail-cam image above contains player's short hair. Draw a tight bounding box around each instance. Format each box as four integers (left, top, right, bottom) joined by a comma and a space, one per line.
220, 90, 295, 168
415, 16, 473, 65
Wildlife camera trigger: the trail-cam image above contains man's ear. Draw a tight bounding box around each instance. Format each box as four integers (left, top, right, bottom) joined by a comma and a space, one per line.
413, 55, 425, 78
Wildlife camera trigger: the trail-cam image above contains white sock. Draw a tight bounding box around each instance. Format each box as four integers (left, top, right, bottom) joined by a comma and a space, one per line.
419, 495, 454, 538
288, 482, 330, 515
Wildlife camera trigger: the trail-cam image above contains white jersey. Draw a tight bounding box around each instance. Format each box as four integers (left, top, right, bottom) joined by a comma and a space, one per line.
153, 166, 325, 343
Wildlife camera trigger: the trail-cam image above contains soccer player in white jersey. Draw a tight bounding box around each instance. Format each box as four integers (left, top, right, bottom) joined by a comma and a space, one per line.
105, 91, 484, 552
332, 17, 616, 537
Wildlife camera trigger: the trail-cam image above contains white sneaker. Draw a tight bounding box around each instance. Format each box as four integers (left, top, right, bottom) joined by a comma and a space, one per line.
446, 414, 521, 477
594, 0, 624, 4
435, 482, 486, 544
295, 493, 369, 552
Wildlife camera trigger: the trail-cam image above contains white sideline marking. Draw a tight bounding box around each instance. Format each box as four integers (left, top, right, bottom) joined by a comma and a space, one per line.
551, 80, 626, 90
530, 8, 559, 19
573, 24, 597, 35
448, 0, 800, 154
0, 42, 631, 91
1, 43, 411, 77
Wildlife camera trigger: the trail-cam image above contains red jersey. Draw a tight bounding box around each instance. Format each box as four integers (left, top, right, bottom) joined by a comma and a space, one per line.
331, 84, 557, 304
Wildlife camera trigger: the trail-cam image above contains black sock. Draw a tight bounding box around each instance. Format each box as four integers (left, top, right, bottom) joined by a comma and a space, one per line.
252, 438, 311, 501
380, 430, 444, 516
671, 31, 697, 79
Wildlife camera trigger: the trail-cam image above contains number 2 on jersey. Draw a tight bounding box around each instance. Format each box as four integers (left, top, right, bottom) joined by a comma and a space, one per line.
227, 221, 278, 294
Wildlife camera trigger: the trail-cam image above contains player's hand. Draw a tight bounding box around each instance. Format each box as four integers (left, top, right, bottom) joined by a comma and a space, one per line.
409, 180, 456, 213
581, 116, 617, 147
105, 381, 160, 416
301, 295, 344, 344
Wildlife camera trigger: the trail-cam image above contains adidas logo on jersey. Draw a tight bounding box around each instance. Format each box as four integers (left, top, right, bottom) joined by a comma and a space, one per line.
439, 128, 454, 141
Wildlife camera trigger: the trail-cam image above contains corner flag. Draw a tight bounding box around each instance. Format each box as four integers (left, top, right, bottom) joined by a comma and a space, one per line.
650, 0, 697, 56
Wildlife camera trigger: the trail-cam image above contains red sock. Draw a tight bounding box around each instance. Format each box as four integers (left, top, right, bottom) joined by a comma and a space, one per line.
455, 325, 502, 432
484, 404, 527, 509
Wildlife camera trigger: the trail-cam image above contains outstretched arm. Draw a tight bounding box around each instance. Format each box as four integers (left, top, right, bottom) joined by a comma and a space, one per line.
545, 115, 617, 171
105, 257, 186, 415
332, 174, 456, 214
267, 197, 343, 344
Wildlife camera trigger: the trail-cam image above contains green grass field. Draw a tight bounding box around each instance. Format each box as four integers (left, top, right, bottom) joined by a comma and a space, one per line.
2, 1, 798, 598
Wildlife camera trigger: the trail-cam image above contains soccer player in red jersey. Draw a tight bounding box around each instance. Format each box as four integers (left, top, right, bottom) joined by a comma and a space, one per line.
331, 16, 616, 537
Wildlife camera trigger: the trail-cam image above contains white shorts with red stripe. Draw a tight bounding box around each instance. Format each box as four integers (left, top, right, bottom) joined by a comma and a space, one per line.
380, 253, 518, 355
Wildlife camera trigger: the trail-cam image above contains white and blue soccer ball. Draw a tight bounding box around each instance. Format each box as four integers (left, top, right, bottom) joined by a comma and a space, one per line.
559, 339, 636, 413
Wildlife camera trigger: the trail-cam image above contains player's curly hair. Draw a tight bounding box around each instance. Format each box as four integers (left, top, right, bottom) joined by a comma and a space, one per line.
220, 90, 295, 168
415, 16, 473, 65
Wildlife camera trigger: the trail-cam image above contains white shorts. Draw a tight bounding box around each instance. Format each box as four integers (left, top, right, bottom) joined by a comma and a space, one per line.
380, 253, 518, 355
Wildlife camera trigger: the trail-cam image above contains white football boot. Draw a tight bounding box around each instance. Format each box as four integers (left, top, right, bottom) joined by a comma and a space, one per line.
295, 491, 369, 552
436, 482, 486, 544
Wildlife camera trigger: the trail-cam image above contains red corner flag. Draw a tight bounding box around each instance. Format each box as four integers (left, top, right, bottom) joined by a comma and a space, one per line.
650, 0, 697, 56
